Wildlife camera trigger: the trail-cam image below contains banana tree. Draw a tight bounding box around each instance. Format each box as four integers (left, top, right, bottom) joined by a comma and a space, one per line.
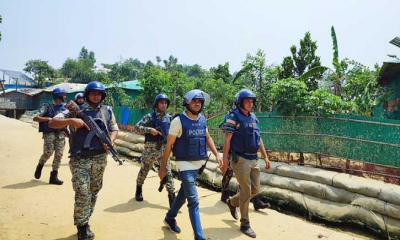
299, 26, 346, 96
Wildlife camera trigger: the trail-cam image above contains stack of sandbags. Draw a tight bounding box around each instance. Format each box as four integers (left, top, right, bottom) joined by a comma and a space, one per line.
199, 156, 400, 238
114, 133, 400, 237
114, 132, 145, 158
117, 131, 145, 144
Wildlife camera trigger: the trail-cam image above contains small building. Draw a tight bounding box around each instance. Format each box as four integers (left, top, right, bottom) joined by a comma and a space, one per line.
37, 83, 87, 107
0, 80, 145, 120
0, 69, 35, 89
0, 88, 44, 118
377, 62, 400, 119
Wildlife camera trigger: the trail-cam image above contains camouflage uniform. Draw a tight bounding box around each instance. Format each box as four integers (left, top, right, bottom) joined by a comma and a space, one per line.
54, 103, 119, 226
135, 112, 175, 194
37, 105, 66, 171
69, 154, 107, 226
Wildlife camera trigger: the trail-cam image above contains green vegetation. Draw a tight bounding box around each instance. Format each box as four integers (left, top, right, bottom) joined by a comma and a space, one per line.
23, 27, 382, 117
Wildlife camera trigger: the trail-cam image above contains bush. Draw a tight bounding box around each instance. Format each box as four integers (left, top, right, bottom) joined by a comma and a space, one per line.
305, 89, 353, 116
270, 78, 309, 115
271, 78, 353, 116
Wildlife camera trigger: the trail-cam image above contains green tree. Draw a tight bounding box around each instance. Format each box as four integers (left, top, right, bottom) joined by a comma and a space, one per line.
136, 64, 172, 109
280, 32, 322, 91
270, 78, 309, 115
305, 89, 353, 116
324, 26, 348, 96
342, 60, 381, 116
210, 63, 232, 83
24, 59, 56, 87
60, 47, 97, 83
103, 58, 143, 82
236, 49, 279, 111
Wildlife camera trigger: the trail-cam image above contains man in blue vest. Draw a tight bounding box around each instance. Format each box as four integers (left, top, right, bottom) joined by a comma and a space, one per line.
221, 89, 270, 238
159, 89, 223, 240
33, 87, 67, 185
220, 108, 270, 211
134, 93, 175, 207
49, 81, 119, 240
74, 92, 85, 109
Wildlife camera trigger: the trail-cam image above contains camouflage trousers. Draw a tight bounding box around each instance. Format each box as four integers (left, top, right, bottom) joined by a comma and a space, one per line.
38, 132, 65, 171
69, 154, 107, 226
136, 142, 175, 194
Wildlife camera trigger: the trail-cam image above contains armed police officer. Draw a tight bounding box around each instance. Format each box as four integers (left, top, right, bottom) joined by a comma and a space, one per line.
134, 93, 176, 207
221, 89, 271, 238
33, 87, 67, 185
159, 89, 223, 240
49, 81, 119, 240
74, 92, 85, 109
220, 107, 270, 211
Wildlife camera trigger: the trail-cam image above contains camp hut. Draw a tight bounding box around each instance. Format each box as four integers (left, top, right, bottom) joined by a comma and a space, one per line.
377, 62, 400, 119
36, 83, 87, 107
0, 88, 44, 118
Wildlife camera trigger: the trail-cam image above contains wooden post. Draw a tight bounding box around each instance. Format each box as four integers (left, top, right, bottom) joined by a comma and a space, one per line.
299, 152, 305, 166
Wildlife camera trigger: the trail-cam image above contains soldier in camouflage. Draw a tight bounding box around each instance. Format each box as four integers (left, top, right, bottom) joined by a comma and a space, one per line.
134, 93, 176, 207
33, 87, 67, 185
49, 81, 119, 240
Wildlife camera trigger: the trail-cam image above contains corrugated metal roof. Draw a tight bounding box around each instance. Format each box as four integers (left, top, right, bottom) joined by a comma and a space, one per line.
38, 80, 142, 94
0, 69, 34, 83
45, 83, 86, 93
378, 62, 400, 86
106, 80, 142, 90
1, 88, 44, 96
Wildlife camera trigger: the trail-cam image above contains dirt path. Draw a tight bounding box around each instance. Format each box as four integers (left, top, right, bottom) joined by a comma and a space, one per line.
0, 115, 375, 240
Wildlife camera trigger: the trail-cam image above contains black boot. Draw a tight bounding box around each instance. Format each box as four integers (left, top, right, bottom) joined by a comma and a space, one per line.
240, 224, 257, 238
168, 192, 176, 208
87, 225, 95, 239
226, 198, 238, 220
252, 197, 270, 211
49, 170, 63, 185
220, 190, 230, 203
34, 163, 44, 179
77, 224, 94, 240
135, 185, 143, 201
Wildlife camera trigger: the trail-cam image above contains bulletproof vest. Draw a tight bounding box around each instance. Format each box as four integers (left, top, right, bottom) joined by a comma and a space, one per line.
144, 112, 171, 143
172, 113, 208, 161
69, 105, 112, 157
230, 108, 260, 160
38, 103, 66, 133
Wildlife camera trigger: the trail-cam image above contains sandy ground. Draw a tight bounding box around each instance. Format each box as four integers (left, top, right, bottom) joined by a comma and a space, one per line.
0, 114, 376, 240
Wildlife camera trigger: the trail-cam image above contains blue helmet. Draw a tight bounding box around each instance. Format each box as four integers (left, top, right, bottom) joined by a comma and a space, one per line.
74, 92, 84, 100
235, 89, 256, 106
153, 93, 170, 108
182, 89, 210, 106
52, 87, 66, 101
84, 81, 106, 101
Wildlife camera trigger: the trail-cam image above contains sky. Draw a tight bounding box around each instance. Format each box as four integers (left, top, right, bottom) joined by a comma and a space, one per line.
0, 0, 399, 74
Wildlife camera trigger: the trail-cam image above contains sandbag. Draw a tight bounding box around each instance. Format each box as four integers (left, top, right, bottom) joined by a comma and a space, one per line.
259, 173, 356, 203
115, 146, 142, 158
332, 173, 400, 206
117, 131, 145, 144
114, 139, 144, 153
259, 186, 400, 237
261, 163, 338, 186
259, 172, 400, 220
